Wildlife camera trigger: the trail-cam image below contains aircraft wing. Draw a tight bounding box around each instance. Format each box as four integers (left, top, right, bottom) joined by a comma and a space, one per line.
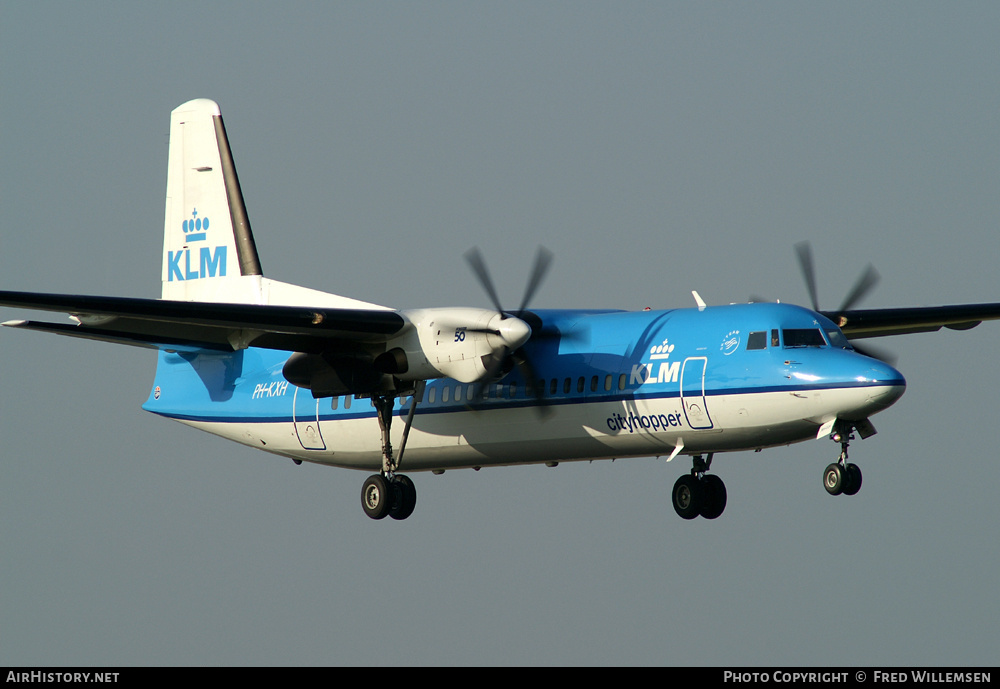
0, 290, 406, 353
822, 303, 1000, 339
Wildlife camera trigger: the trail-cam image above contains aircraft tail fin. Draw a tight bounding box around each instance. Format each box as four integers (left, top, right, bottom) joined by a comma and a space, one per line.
161, 99, 264, 303
160, 99, 391, 312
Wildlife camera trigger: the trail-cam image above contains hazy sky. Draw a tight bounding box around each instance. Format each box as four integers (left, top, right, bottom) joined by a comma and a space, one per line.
2, 2, 998, 666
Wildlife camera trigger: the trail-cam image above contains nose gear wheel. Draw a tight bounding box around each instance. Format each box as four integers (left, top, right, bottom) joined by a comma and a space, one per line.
823, 422, 864, 497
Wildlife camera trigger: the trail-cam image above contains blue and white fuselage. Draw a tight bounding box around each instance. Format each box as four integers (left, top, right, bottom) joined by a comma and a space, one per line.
143, 302, 905, 472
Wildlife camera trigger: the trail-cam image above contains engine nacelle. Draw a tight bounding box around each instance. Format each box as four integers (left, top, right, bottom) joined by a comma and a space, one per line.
283, 351, 394, 397
385, 307, 531, 383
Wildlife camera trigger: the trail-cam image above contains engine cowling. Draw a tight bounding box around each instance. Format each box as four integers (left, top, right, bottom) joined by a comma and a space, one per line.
385, 307, 531, 383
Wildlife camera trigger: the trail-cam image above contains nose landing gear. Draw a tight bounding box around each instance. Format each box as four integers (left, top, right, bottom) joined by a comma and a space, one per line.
671, 453, 727, 520
823, 422, 864, 496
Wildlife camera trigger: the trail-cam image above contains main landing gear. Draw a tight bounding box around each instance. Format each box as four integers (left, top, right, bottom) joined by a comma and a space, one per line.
361, 386, 423, 521
361, 473, 416, 520
671, 454, 727, 520
823, 422, 863, 497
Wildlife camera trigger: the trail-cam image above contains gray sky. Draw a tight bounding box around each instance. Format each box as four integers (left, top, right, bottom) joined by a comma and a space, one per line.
2, 1, 998, 666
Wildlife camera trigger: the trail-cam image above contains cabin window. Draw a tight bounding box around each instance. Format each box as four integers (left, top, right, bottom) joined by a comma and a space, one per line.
747, 331, 767, 350
783, 329, 826, 347
510, 381, 518, 398
590, 375, 599, 392
428, 387, 436, 404
563, 378, 571, 394
344, 396, 352, 409
618, 373, 627, 390
550, 378, 558, 396
442, 386, 450, 403
576, 377, 585, 393
454, 385, 462, 402
331, 396, 338, 410
605, 374, 613, 391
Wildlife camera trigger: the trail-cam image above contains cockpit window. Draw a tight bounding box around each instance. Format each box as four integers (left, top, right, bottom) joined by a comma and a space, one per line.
825, 328, 852, 349
782, 328, 826, 347
747, 331, 768, 350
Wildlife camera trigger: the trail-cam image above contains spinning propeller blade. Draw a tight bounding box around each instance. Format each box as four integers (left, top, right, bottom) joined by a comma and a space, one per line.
837, 263, 880, 313
464, 246, 554, 416
795, 241, 894, 364
796, 241, 880, 313
464, 247, 505, 316
795, 241, 820, 312
516, 247, 553, 317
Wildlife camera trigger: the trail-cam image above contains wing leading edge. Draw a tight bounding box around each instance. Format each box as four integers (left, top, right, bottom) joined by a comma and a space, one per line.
0, 290, 406, 354
821, 303, 1000, 339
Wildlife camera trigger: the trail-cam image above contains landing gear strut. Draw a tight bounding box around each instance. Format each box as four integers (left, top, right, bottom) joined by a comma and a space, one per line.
360, 385, 422, 521
823, 421, 863, 496
671, 453, 727, 520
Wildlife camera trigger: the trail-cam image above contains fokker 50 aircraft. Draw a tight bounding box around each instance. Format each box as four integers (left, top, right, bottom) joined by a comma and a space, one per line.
4, 99, 1000, 521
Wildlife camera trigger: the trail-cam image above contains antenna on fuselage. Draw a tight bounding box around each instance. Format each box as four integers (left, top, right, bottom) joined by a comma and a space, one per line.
692, 291, 707, 311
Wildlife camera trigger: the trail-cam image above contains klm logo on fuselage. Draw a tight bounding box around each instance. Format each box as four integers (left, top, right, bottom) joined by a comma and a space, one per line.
168, 209, 227, 281
631, 361, 680, 385
631, 338, 680, 386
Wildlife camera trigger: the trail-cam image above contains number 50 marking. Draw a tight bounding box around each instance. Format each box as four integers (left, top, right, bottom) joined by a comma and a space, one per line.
454, 327, 467, 342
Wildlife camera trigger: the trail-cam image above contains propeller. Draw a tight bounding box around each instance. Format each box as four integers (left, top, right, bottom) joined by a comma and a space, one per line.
464, 246, 553, 414
794, 241, 895, 364
465, 246, 553, 319
795, 241, 880, 313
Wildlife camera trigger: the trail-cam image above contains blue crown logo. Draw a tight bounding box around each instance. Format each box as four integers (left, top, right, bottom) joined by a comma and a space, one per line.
182, 209, 208, 242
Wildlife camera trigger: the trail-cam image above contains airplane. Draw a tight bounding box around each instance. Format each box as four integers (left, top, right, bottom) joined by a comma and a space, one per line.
4, 98, 1000, 522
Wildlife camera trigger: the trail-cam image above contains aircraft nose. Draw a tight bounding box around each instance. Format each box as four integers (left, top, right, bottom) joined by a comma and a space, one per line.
857, 356, 906, 411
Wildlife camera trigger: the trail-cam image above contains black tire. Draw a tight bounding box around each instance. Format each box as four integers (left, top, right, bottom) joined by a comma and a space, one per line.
823, 463, 846, 496
389, 475, 417, 520
700, 474, 727, 520
842, 463, 863, 496
361, 474, 391, 520
672, 474, 703, 520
